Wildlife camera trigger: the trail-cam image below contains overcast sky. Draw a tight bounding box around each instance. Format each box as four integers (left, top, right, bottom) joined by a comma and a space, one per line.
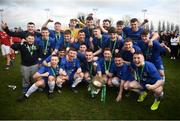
0, 0, 179, 30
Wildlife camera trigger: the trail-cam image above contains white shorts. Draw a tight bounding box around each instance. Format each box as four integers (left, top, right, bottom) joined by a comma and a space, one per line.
1, 44, 10, 56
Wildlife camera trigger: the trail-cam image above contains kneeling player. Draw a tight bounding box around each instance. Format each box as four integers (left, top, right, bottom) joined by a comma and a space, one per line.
17, 55, 60, 101
128, 52, 164, 110
109, 54, 134, 102
56, 48, 84, 93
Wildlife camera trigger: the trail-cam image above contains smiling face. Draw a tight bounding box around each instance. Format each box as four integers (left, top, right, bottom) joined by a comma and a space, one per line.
131, 21, 139, 32
86, 19, 94, 28
133, 53, 144, 67
79, 44, 87, 52
93, 28, 101, 38
116, 24, 123, 33
114, 57, 123, 67
51, 56, 59, 66
109, 33, 116, 40
68, 50, 76, 61
103, 50, 112, 60
27, 23, 35, 33
78, 32, 86, 41
141, 34, 150, 43
85, 51, 93, 62
64, 34, 71, 42
41, 29, 49, 39
124, 41, 133, 51
54, 23, 61, 32
26, 35, 35, 45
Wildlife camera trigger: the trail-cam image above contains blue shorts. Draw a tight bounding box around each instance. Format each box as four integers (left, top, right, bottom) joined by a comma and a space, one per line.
139, 80, 156, 90
154, 62, 164, 70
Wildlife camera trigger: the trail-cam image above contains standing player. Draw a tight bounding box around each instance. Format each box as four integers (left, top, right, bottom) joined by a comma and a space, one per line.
42, 19, 64, 45
91, 27, 109, 57
138, 30, 170, 81
123, 18, 159, 45
120, 38, 141, 63
1, 21, 41, 39
105, 27, 123, 56
0, 30, 12, 69
11, 33, 43, 93
35, 27, 56, 61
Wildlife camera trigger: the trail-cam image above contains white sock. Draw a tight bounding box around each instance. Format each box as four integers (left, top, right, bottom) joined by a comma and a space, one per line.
25, 84, 38, 97
48, 81, 55, 93
71, 77, 83, 88
111, 78, 120, 87
57, 83, 62, 88
162, 76, 165, 82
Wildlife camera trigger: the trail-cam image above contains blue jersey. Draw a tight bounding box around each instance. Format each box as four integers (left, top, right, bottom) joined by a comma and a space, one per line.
35, 37, 55, 59
97, 57, 114, 74
93, 35, 109, 51
55, 39, 79, 50
49, 29, 64, 44
60, 57, 81, 77
105, 38, 123, 56
131, 61, 162, 87
43, 55, 62, 66
77, 38, 91, 49
123, 27, 144, 45
110, 63, 134, 81
82, 27, 93, 39
121, 45, 141, 62
37, 66, 49, 82
137, 40, 164, 70
83, 60, 101, 76
47, 65, 60, 77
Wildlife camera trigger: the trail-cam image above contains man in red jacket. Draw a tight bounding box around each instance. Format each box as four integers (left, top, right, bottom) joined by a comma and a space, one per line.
0, 30, 12, 69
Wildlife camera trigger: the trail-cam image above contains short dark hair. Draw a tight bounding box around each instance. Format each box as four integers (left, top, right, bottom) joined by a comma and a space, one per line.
54, 22, 61, 25
80, 42, 87, 46
103, 19, 111, 24
27, 22, 35, 25
114, 53, 122, 58
124, 38, 133, 43
86, 16, 93, 21
130, 18, 139, 23
78, 29, 85, 34
86, 48, 93, 53
26, 33, 35, 38
64, 30, 71, 35
133, 51, 143, 55
141, 30, 150, 36
103, 48, 111, 53
116, 20, 124, 26
93, 26, 101, 30
41, 27, 49, 31
108, 27, 116, 34
68, 47, 77, 52
59, 46, 66, 52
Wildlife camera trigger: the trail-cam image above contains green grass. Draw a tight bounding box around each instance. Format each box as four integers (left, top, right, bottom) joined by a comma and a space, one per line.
0, 54, 180, 120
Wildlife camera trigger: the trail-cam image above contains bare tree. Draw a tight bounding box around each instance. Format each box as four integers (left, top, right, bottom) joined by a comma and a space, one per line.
158, 21, 162, 33
122, 15, 131, 27
170, 22, 174, 31
166, 21, 170, 32
150, 21, 154, 31
162, 21, 166, 32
